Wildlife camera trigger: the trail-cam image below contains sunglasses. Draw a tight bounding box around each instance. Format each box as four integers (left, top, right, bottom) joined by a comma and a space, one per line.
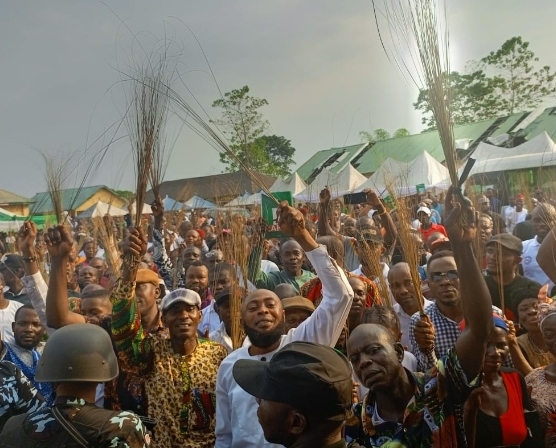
429, 270, 459, 282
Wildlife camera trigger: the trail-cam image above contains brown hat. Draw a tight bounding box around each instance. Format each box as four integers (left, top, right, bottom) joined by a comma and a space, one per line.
486, 233, 523, 255
135, 269, 160, 287
282, 296, 315, 314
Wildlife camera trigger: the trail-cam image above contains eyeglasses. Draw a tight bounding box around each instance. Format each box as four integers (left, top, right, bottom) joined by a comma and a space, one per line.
429, 270, 459, 282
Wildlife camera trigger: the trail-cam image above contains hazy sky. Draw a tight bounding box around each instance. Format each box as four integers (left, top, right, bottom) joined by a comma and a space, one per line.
2, 1, 555, 198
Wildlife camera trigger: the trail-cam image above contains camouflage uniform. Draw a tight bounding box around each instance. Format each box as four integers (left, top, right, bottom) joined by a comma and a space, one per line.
0, 396, 151, 447
0, 360, 44, 430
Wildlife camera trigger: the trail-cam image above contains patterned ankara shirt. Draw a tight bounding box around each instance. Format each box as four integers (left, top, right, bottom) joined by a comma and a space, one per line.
349, 349, 477, 448
0, 361, 44, 430
0, 396, 150, 447
110, 278, 228, 448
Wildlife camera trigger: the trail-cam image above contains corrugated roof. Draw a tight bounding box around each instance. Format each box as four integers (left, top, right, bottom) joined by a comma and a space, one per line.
355, 114, 525, 175
146, 171, 275, 204
516, 106, 556, 141
294, 112, 540, 180
0, 188, 33, 205
30, 186, 119, 215
295, 143, 367, 183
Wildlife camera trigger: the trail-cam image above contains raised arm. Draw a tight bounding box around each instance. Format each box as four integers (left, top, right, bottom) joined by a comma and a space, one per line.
18, 223, 54, 335
278, 202, 354, 346
317, 187, 339, 237
446, 188, 493, 381
43, 226, 86, 328
365, 190, 398, 248
150, 196, 180, 290
110, 227, 152, 372
537, 225, 556, 287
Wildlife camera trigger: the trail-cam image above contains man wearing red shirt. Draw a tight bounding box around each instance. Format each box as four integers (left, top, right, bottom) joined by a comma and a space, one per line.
417, 206, 447, 241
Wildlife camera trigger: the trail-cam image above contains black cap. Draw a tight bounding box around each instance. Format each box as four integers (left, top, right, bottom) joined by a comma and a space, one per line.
0, 254, 24, 271
486, 233, 523, 255
214, 287, 247, 306
232, 341, 353, 421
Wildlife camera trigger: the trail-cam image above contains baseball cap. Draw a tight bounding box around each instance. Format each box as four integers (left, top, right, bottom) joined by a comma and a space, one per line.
282, 296, 315, 314
160, 288, 201, 311
356, 226, 383, 244
486, 234, 523, 255
233, 341, 353, 421
416, 206, 431, 216
430, 237, 451, 253
135, 269, 160, 287
0, 254, 24, 271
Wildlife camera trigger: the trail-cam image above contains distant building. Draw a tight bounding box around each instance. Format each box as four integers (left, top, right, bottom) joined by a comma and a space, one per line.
31, 186, 127, 217
0, 189, 34, 216
295, 107, 556, 182
146, 170, 275, 205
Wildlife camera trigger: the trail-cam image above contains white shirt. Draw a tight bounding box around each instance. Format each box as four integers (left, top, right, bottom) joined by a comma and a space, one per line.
522, 236, 555, 291
0, 300, 22, 345
210, 322, 251, 354
260, 259, 279, 274
198, 301, 221, 337
215, 245, 353, 448
506, 208, 528, 233
22, 272, 55, 335
393, 298, 434, 353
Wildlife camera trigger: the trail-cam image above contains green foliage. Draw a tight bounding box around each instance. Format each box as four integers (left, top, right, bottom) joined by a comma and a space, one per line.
115, 190, 135, 201
212, 86, 296, 176
253, 135, 295, 177
359, 128, 410, 142
414, 37, 556, 130
212, 86, 269, 172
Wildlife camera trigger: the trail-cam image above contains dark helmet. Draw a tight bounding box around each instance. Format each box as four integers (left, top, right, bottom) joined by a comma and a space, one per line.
35, 323, 119, 383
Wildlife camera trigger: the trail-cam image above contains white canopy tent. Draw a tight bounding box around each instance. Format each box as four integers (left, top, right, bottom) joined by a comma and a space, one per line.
225, 192, 263, 207
356, 151, 451, 197
294, 165, 367, 202
463, 132, 556, 177
270, 172, 307, 195
77, 201, 127, 219
129, 202, 152, 215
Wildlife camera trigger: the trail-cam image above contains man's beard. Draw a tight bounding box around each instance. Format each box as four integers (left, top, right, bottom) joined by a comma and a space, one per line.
244, 322, 284, 348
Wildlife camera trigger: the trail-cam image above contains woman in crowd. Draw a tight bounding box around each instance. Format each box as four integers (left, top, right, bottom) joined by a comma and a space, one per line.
464, 315, 539, 448
526, 305, 556, 446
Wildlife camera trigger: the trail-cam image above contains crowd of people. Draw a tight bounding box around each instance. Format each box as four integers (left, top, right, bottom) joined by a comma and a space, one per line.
0, 185, 555, 447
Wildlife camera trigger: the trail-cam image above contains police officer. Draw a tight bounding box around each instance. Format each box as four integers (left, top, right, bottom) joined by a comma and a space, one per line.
0, 323, 151, 447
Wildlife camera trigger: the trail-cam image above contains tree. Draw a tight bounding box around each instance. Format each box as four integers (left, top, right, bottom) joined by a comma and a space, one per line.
393, 128, 410, 138
252, 135, 296, 178
359, 128, 410, 143
482, 36, 556, 114
115, 190, 135, 201
212, 86, 270, 172
414, 37, 556, 129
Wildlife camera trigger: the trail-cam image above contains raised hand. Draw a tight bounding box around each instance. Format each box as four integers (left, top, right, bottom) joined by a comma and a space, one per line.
44, 226, 75, 259
444, 186, 477, 245
122, 227, 148, 259
151, 196, 164, 219
18, 221, 38, 255
364, 189, 382, 208
277, 202, 306, 238
319, 187, 331, 206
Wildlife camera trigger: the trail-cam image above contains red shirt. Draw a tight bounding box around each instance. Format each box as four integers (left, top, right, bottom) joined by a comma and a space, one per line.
420, 222, 448, 241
